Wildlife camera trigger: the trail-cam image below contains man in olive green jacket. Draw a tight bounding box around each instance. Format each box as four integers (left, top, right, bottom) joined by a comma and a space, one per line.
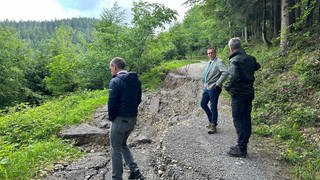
201, 47, 229, 134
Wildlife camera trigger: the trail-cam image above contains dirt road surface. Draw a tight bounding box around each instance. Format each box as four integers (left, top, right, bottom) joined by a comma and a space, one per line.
45, 62, 288, 180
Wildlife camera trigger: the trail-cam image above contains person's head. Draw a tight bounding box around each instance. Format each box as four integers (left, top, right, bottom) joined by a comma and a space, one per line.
109, 57, 125, 76
207, 47, 217, 59
228, 37, 241, 52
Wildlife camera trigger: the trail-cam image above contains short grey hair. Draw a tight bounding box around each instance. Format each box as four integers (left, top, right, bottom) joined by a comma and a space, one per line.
110, 57, 125, 69
228, 37, 241, 50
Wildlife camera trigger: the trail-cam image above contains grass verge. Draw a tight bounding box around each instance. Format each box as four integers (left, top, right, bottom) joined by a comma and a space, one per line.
0, 90, 107, 179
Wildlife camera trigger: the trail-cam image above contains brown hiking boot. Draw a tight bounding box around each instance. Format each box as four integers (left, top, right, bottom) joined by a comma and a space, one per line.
207, 124, 217, 134
206, 123, 214, 129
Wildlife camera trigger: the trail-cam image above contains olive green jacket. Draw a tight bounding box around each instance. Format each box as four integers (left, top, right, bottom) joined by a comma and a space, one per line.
201, 57, 229, 90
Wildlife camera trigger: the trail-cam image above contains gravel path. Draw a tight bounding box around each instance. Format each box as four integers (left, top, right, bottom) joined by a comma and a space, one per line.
161, 100, 283, 179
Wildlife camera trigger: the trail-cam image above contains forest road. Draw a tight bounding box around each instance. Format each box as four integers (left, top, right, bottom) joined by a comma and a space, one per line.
45, 62, 289, 180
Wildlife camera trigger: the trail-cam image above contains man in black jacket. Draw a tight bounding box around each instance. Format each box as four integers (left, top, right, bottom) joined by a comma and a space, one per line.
225, 38, 261, 157
108, 57, 144, 179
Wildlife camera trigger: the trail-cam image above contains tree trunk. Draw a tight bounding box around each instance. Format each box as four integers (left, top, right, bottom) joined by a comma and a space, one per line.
318, 0, 320, 23
280, 0, 289, 55
296, 0, 301, 19
306, 0, 315, 27
245, 26, 248, 43
263, 0, 272, 46
273, 0, 281, 37
289, 0, 296, 27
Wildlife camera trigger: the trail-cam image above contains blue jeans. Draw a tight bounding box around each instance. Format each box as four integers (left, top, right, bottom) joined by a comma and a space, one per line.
200, 87, 222, 125
110, 116, 139, 180
231, 94, 254, 150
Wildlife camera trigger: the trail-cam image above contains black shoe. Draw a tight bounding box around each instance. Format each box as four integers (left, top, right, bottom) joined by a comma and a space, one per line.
227, 145, 247, 157
128, 170, 145, 180
230, 145, 247, 151
230, 145, 239, 150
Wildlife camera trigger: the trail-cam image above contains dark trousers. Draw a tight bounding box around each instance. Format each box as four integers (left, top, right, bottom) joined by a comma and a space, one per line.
110, 117, 139, 180
231, 94, 254, 150
200, 87, 222, 125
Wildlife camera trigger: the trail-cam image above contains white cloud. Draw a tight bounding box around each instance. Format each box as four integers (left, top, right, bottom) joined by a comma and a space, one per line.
0, 0, 81, 21
97, 0, 189, 22
0, 0, 189, 21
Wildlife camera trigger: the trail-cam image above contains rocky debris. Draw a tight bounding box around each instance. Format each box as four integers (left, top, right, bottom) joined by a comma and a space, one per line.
90, 105, 109, 129
58, 123, 108, 146
129, 138, 153, 148
149, 96, 160, 114
57, 105, 109, 146
45, 152, 110, 180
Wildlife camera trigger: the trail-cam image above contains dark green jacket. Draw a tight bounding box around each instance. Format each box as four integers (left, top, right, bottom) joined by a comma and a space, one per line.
225, 49, 261, 96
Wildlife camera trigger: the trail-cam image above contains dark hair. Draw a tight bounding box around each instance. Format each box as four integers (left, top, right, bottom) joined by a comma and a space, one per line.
110, 57, 125, 69
207, 47, 217, 53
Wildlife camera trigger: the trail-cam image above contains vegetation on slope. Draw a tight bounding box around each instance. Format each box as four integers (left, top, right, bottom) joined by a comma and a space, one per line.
251, 29, 320, 179
0, 90, 107, 179
140, 60, 199, 90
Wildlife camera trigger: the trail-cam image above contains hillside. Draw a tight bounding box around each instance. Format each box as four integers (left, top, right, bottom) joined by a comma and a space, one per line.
0, 17, 98, 48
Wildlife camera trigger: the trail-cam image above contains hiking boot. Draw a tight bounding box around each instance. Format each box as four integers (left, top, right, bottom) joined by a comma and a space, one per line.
128, 170, 145, 180
230, 145, 239, 150
207, 124, 217, 134
230, 145, 247, 152
227, 145, 247, 157
206, 123, 214, 129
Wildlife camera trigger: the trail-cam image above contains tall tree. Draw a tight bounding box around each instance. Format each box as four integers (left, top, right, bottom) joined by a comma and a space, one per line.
85, 3, 129, 89
273, 0, 282, 37
127, 1, 177, 73
0, 27, 30, 108
45, 25, 82, 95
262, 0, 272, 46
280, 0, 290, 54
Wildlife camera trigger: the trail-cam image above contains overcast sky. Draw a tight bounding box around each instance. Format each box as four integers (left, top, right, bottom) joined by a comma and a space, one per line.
0, 0, 189, 22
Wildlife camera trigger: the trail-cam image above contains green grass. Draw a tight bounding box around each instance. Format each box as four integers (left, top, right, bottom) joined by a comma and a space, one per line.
0, 90, 107, 179
140, 60, 199, 90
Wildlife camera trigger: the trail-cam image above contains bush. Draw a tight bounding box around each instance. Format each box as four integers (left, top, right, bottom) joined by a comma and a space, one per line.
292, 50, 320, 88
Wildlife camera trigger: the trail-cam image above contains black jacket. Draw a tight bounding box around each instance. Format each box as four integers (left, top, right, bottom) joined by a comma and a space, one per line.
108, 71, 142, 121
225, 49, 261, 96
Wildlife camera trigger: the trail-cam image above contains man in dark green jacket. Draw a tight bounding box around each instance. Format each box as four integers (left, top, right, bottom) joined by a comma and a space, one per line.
225, 37, 261, 157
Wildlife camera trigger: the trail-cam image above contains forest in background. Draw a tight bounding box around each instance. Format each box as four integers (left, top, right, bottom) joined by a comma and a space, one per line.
1, 0, 319, 109
0, 0, 319, 179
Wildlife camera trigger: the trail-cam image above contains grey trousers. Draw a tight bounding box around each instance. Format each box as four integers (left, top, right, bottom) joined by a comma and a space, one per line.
110, 116, 139, 180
